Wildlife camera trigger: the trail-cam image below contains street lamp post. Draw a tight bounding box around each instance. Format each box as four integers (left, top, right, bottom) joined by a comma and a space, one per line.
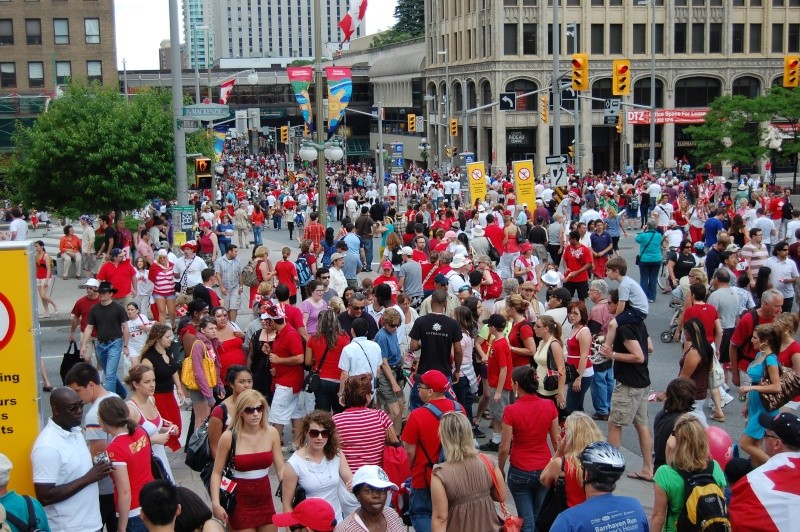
168, 0, 188, 208
638, 0, 656, 171
438, 49, 450, 169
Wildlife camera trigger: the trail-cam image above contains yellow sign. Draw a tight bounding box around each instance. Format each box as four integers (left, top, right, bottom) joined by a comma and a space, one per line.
512, 160, 536, 209
173, 232, 187, 248
0, 242, 42, 495
466, 161, 487, 204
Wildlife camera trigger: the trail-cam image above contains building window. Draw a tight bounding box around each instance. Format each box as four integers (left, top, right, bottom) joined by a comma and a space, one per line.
772, 23, 784, 53
790, 24, 800, 53
0, 62, 15, 88
674, 23, 687, 53
54, 19, 69, 45
591, 24, 605, 55
522, 24, 536, 54
85, 18, 100, 44
0, 19, 12, 45
773, 0, 784, 5
28, 61, 44, 88
733, 0, 744, 5
692, 23, 705, 53
609, 0, 621, 6
503, 0, 516, 4
675, 77, 721, 107
26, 19, 41, 45
504, 24, 517, 55
522, 0, 536, 5
655, 24, 664, 53
609, 24, 622, 54
632, 24, 645, 54
566, 23, 580, 54
709, 24, 722, 53
592, 0, 603, 4
732, 76, 761, 98
567, 0, 580, 5
56, 61, 71, 84
732, 24, 744, 53
750, 23, 762, 53
547, 24, 553, 55
87, 60, 102, 83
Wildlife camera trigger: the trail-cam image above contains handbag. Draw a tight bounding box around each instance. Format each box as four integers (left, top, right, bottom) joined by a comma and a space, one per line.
302, 345, 331, 394
144, 432, 172, 483
589, 334, 612, 373
181, 341, 218, 391
216, 431, 238, 513
275, 479, 307, 508
382, 440, 411, 487
536, 458, 568, 532
241, 260, 259, 287
184, 414, 212, 472
759, 359, 800, 411
635, 231, 657, 265
60, 341, 82, 384
478, 453, 523, 532
541, 338, 578, 391
709, 356, 725, 390
488, 242, 501, 263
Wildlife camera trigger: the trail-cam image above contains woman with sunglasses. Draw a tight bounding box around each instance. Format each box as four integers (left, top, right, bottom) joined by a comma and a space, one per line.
665, 239, 696, 293
211, 389, 285, 531
282, 411, 353, 523
208, 365, 253, 459
211, 306, 246, 388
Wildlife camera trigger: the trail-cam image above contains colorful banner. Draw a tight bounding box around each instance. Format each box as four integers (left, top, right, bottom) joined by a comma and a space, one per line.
626, 108, 709, 125
466, 161, 487, 204
287, 67, 315, 133
0, 242, 42, 495
512, 159, 536, 207
325, 67, 352, 140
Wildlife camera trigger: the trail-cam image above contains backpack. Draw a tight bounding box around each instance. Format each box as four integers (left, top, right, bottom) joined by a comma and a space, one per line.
4, 495, 47, 532
241, 260, 259, 287
676, 462, 731, 532
295, 255, 313, 287
482, 270, 503, 300
390, 246, 403, 266
417, 400, 463, 487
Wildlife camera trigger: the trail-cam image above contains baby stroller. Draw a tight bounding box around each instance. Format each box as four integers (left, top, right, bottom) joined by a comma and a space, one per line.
660, 297, 684, 343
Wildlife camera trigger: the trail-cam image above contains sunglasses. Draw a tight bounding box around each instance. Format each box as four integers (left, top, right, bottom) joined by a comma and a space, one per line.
243, 405, 264, 414
308, 429, 331, 439
320, 275, 330, 279
350, 305, 364, 311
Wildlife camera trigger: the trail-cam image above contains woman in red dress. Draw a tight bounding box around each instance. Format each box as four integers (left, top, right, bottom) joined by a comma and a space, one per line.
139, 323, 185, 451
212, 306, 247, 387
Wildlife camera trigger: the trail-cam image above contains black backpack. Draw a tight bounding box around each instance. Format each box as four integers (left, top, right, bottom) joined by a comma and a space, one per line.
4, 495, 47, 532
676, 462, 731, 532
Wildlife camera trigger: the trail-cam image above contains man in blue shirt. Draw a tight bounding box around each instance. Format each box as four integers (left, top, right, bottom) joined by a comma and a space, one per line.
704, 208, 725, 249
551, 441, 649, 532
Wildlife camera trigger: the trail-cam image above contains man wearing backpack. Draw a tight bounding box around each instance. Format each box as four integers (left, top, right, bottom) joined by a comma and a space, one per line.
729, 412, 800, 530
728, 288, 783, 387
401, 370, 465, 532
0, 453, 50, 531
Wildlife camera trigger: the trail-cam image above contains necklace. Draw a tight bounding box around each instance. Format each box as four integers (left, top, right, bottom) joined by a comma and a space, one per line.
302, 448, 333, 483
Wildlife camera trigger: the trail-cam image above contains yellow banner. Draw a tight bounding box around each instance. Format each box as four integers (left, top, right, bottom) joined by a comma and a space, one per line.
0, 242, 42, 495
512, 159, 536, 208
467, 161, 487, 204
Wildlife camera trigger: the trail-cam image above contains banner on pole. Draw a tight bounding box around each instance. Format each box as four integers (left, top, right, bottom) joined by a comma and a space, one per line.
287, 67, 315, 133
325, 67, 352, 140
512, 159, 536, 208
467, 161, 487, 204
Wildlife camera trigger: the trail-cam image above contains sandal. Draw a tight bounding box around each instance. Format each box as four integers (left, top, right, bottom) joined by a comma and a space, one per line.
710, 414, 725, 422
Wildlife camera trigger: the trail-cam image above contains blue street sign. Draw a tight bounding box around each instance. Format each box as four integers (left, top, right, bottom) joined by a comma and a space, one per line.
393, 143, 404, 154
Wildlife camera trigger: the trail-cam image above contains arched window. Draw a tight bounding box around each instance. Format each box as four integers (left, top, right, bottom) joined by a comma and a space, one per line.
674, 77, 721, 107
504, 79, 537, 110
732, 76, 761, 98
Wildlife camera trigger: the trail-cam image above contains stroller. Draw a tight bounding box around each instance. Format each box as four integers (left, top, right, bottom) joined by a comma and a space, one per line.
660, 297, 684, 343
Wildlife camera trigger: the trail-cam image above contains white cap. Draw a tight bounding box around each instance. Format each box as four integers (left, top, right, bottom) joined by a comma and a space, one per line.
352, 465, 398, 493
81, 278, 101, 289
450, 256, 469, 269
401, 246, 414, 256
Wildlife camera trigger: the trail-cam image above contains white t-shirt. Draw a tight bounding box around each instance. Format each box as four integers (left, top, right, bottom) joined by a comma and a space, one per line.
287, 453, 343, 522
753, 217, 776, 244
654, 202, 673, 227
387, 182, 398, 197
339, 337, 383, 389
9, 218, 27, 240
786, 219, 800, 244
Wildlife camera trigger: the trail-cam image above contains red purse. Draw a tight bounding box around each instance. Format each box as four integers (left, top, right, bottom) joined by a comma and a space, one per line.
478, 453, 523, 532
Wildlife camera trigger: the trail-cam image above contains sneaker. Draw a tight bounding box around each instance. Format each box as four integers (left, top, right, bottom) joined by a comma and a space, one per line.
721, 393, 735, 408
479, 441, 499, 452
723, 383, 730, 393
472, 426, 486, 438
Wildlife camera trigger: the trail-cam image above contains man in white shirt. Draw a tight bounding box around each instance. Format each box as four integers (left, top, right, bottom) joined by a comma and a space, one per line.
173, 241, 206, 291
338, 318, 383, 395
7, 207, 27, 241
786, 211, 800, 245
652, 194, 673, 232
32, 387, 113, 532
753, 208, 778, 254
579, 204, 602, 225
446, 255, 471, 296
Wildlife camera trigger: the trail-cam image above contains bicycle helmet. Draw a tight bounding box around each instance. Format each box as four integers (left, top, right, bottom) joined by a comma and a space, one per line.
693, 242, 705, 251
581, 441, 626, 476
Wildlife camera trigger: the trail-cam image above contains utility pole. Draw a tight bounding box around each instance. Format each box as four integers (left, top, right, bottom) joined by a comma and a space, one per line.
552, 0, 561, 160
168, 0, 188, 208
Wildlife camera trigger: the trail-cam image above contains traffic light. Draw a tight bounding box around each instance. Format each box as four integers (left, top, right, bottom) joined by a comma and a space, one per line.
616, 117, 623, 134
280, 126, 289, 143
571, 53, 589, 91
568, 145, 574, 159
784, 55, 800, 88
194, 157, 212, 189
407, 114, 416, 132
612, 59, 631, 96
449, 118, 458, 137
540, 95, 548, 123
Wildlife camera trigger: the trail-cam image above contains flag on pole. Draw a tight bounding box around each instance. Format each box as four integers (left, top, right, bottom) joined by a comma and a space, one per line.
338, 0, 368, 43
729, 452, 800, 531
219, 79, 236, 104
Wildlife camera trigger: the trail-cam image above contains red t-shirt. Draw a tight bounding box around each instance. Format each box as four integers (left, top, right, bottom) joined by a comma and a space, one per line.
272, 324, 305, 392
279, 302, 304, 331
485, 225, 505, 253
730, 311, 774, 372
509, 321, 535, 368
71, 295, 100, 334
682, 303, 719, 344
401, 398, 465, 488
769, 197, 785, 221
106, 426, 155, 514
97, 260, 137, 298
306, 333, 348, 379
778, 340, 800, 401
373, 275, 400, 304
421, 263, 439, 291
274, 259, 298, 296
502, 395, 558, 471
412, 250, 429, 264
487, 337, 513, 391
562, 244, 593, 283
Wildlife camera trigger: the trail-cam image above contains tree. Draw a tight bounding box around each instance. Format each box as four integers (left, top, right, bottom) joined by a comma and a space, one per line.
8, 83, 210, 217
759, 86, 800, 171
394, 0, 424, 37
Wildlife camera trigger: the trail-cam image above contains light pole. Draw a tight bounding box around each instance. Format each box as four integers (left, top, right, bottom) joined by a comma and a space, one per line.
168, 0, 188, 208
638, 0, 656, 171
552, 0, 561, 160
438, 49, 450, 169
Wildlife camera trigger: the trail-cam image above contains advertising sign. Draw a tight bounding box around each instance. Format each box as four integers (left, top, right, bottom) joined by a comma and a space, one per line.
626, 108, 709, 125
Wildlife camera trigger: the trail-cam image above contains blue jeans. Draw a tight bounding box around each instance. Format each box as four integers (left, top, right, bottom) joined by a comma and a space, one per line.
452, 375, 475, 423
97, 338, 126, 397
126, 515, 147, 532
638, 261, 660, 301
327, 205, 336, 222
410, 487, 432, 532
566, 374, 593, 412
361, 236, 374, 270
253, 225, 263, 246
314, 379, 344, 414
507, 466, 547, 532
590, 366, 614, 415
273, 215, 282, 230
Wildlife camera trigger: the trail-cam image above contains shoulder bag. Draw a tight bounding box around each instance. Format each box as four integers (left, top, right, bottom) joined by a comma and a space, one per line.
275, 478, 307, 508
635, 231, 656, 265
181, 340, 218, 391
536, 458, 568, 532
759, 356, 800, 411
217, 431, 238, 513
478, 453, 522, 532
302, 344, 331, 393
60, 341, 82, 384
144, 430, 172, 483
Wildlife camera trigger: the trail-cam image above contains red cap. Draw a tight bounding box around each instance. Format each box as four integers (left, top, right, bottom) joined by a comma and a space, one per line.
420, 370, 449, 393
520, 242, 533, 252
381, 260, 393, 270
272, 498, 336, 531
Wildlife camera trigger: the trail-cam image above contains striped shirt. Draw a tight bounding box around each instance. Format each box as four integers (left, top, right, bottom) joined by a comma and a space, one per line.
148, 262, 175, 296
333, 407, 392, 472
741, 242, 769, 278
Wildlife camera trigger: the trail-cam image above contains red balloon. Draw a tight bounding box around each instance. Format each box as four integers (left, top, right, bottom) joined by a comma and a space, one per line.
706, 426, 734, 468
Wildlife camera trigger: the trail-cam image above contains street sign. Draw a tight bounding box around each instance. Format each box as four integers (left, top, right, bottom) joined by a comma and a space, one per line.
545, 154, 569, 165
415, 116, 424, 132
604, 98, 621, 117
549, 163, 568, 187
177, 118, 200, 131
287, 162, 295, 171
173, 206, 195, 232
462, 152, 475, 163
499, 92, 516, 111
183, 103, 230, 121
604, 116, 619, 126
561, 87, 577, 102
393, 143, 404, 155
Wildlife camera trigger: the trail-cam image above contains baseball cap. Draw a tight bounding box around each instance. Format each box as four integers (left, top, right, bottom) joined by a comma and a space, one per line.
483, 313, 507, 330
420, 370, 449, 393
520, 242, 533, 252
401, 246, 414, 256
80, 278, 101, 289
758, 412, 800, 447
381, 260, 393, 270
272, 498, 336, 531
444, 230, 457, 240
434, 274, 448, 285
352, 465, 398, 493
109, 248, 123, 258
726, 244, 741, 253
157, 249, 168, 257
330, 252, 345, 262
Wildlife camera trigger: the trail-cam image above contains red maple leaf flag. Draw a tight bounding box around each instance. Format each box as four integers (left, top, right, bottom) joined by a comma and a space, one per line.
338, 0, 368, 43
729, 453, 800, 531
219, 78, 236, 105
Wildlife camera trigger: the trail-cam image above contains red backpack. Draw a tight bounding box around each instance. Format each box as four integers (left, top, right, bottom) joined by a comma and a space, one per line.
482, 270, 503, 300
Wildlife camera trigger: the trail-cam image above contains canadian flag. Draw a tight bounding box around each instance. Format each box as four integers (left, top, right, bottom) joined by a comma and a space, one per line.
219, 79, 236, 105
728, 452, 800, 531
338, 0, 368, 43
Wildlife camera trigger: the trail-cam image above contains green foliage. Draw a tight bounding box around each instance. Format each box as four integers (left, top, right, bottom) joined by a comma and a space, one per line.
759, 86, 800, 160
394, 0, 424, 36
8, 83, 210, 217
290, 59, 314, 67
